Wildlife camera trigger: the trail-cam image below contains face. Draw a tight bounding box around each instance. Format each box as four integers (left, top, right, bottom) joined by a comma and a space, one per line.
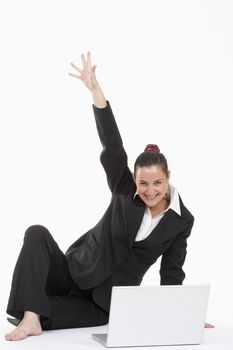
133, 165, 170, 208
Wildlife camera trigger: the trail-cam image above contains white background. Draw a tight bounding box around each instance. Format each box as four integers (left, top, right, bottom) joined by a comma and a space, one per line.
0, 0, 232, 333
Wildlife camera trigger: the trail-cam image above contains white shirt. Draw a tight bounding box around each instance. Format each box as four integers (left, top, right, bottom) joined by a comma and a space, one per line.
134, 183, 181, 242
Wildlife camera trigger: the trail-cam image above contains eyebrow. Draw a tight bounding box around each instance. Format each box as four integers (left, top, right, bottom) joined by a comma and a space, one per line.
139, 179, 163, 183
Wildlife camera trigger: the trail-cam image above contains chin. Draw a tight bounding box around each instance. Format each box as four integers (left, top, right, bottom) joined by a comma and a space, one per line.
144, 198, 160, 206
147, 201, 160, 207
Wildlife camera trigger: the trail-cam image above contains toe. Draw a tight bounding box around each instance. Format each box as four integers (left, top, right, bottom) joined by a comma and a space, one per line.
5, 334, 10, 341
6, 333, 14, 341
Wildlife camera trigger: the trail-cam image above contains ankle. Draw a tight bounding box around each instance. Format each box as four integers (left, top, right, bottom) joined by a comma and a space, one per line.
23, 311, 40, 322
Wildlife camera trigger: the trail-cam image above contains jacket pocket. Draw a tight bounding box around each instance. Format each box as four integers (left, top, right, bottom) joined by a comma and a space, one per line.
75, 233, 101, 272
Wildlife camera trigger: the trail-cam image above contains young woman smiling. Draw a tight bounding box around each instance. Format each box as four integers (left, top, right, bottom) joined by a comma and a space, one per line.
5, 52, 214, 341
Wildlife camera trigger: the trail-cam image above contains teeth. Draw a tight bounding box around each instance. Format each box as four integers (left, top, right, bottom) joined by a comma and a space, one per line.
147, 194, 157, 199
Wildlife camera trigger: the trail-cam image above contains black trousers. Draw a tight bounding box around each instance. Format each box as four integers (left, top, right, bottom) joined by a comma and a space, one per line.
6, 225, 109, 330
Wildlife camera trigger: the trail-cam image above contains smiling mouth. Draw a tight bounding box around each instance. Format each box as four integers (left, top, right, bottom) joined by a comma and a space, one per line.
146, 194, 159, 200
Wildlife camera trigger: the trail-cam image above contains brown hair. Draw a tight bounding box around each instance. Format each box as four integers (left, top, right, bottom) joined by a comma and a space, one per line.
133, 144, 169, 178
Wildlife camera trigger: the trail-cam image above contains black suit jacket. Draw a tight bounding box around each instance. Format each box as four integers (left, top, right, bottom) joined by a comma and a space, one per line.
66, 101, 194, 312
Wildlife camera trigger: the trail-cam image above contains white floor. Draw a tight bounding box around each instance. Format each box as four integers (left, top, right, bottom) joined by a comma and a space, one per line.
1, 321, 108, 350
1, 320, 233, 350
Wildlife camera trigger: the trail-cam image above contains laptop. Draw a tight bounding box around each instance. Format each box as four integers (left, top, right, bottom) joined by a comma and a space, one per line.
92, 284, 210, 347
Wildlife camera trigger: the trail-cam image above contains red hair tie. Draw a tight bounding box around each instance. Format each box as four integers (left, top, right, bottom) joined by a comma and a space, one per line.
144, 144, 160, 153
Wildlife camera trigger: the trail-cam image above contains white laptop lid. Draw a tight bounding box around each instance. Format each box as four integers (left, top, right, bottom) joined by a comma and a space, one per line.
94, 284, 210, 347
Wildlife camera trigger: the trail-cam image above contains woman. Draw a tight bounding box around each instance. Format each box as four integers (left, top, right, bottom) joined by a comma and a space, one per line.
5, 52, 213, 341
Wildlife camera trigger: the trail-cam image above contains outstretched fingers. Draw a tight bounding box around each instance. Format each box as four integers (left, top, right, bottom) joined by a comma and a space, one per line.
69, 62, 82, 79
68, 72, 81, 79
68, 51, 97, 90
70, 62, 82, 73
87, 51, 92, 70
81, 53, 87, 68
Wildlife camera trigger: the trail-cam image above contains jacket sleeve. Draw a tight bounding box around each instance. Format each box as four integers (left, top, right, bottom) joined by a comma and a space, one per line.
93, 101, 134, 195
159, 218, 194, 285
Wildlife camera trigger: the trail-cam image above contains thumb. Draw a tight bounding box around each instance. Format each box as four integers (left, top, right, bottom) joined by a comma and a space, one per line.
92, 65, 97, 73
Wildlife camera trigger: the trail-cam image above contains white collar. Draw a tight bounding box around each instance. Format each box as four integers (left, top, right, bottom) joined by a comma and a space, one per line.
133, 183, 181, 216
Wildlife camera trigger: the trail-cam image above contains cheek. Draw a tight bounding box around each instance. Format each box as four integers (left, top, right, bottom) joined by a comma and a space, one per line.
137, 186, 144, 194
159, 186, 167, 195
159, 184, 166, 191
137, 186, 147, 194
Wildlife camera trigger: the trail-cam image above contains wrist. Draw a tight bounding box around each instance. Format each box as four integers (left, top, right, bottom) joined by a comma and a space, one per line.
90, 82, 101, 93
91, 84, 107, 108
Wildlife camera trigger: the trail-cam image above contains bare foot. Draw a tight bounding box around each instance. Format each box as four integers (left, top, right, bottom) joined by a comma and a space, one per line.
5, 311, 42, 341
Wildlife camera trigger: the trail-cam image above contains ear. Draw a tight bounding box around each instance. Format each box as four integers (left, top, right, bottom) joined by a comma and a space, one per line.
167, 170, 171, 180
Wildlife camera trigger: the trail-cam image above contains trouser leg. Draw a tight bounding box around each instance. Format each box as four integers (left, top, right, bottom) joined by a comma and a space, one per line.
44, 293, 109, 330
6, 224, 73, 322
6, 224, 109, 330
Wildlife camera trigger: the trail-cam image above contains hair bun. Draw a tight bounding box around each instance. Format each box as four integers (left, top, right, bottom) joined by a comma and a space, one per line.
144, 144, 160, 153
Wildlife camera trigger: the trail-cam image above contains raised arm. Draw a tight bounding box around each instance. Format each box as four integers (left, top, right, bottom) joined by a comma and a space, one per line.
69, 52, 134, 195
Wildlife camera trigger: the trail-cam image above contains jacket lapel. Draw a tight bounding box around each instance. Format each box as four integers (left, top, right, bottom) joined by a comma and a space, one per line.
125, 194, 189, 247
125, 194, 146, 247
140, 209, 189, 246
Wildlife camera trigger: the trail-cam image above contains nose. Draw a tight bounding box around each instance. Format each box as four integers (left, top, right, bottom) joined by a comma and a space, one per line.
145, 186, 156, 195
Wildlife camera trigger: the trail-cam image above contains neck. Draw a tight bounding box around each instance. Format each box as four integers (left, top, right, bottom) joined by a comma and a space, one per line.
150, 196, 170, 214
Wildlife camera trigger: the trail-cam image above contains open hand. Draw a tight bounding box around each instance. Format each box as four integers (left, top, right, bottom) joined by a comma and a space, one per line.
69, 51, 98, 91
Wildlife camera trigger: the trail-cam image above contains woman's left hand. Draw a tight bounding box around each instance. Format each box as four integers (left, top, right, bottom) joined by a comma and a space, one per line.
204, 322, 215, 328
